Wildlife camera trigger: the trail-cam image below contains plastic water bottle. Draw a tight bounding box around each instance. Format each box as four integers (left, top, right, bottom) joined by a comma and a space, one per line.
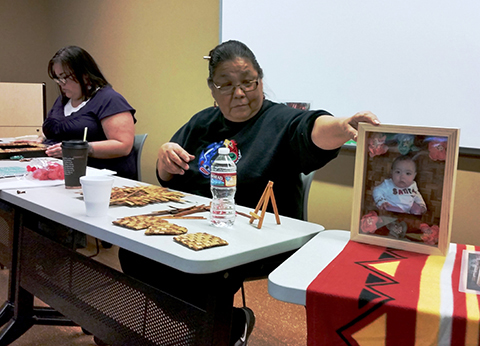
210, 147, 236, 227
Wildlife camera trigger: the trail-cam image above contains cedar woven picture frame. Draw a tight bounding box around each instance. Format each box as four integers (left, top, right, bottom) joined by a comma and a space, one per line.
351, 123, 460, 256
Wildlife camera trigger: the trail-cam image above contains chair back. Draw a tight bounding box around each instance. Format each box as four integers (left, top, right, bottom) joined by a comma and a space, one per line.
300, 171, 315, 221
133, 134, 148, 181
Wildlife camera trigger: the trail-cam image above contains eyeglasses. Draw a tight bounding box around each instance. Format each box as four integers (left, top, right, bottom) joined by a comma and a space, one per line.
53, 74, 74, 85
212, 80, 259, 95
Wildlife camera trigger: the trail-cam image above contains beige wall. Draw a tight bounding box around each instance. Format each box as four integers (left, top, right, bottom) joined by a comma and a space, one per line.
1, 0, 219, 185
0, 1, 52, 96
1, 1, 478, 246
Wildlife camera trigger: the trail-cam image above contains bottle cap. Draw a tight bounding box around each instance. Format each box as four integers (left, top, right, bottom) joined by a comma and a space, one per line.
218, 147, 230, 155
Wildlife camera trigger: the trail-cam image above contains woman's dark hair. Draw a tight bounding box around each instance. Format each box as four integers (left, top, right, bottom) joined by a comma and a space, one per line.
207, 40, 264, 85
48, 46, 109, 104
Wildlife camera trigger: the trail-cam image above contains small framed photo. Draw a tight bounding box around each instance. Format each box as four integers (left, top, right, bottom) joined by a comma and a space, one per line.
459, 250, 480, 294
283, 102, 311, 111
351, 123, 460, 255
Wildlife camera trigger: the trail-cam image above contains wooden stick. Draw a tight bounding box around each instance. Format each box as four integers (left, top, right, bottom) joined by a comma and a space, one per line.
249, 180, 281, 228
257, 186, 271, 229
138, 204, 208, 217
249, 212, 260, 219
249, 182, 272, 224
158, 216, 206, 220
237, 211, 251, 218
269, 187, 281, 224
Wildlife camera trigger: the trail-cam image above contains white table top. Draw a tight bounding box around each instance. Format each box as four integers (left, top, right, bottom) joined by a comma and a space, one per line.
268, 229, 460, 306
268, 230, 350, 306
0, 160, 324, 275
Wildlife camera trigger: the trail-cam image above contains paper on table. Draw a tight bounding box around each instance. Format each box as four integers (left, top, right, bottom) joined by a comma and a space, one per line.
0, 158, 63, 190
0, 160, 116, 190
0, 166, 27, 178
0, 177, 64, 190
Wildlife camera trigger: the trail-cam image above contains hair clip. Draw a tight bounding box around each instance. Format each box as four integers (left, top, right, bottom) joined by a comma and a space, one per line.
203, 56, 211, 60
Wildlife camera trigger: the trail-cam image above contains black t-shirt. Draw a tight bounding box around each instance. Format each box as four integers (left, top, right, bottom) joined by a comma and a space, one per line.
159, 100, 340, 220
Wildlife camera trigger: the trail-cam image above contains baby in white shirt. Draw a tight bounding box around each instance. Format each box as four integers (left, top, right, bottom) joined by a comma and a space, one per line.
373, 155, 427, 215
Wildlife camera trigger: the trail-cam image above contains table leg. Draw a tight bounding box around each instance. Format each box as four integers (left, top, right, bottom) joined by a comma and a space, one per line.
0, 287, 34, 346
0, 210, 38, 345
207, 287, 235, 345
0, 291, 76, 346
0, 208, 77, 345
0, 302, 13, 328
0, 203, 20, 330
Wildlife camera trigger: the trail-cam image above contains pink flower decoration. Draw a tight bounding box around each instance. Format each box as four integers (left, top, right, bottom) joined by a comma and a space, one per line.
360, 211, 380, 234
368, 133, 389, 158
428, 141, 447, 161
30, 162, 64, 181
420, 223, 439, 245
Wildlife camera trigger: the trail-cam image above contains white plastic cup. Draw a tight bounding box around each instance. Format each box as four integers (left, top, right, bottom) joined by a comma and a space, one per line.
80, 176, 114, 217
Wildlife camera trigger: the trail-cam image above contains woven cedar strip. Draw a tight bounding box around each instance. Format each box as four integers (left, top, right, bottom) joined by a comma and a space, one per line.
113, 215, 169, 230
172, 204, 209, 217
249, 183, 270, 224
110, 185, 185, 206
158, 216, 206, 220
257, 183, 272, 229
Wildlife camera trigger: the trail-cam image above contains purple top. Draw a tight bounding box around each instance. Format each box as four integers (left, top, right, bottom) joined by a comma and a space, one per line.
43, 86, 137, 179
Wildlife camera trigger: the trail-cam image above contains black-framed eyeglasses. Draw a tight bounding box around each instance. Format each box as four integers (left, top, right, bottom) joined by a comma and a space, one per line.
212, 80, 259, 95
53, 74, 74, 85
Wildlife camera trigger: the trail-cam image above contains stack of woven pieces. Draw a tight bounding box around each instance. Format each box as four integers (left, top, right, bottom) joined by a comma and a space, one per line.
112, 203, 228, 251
110, 185, 185, 206
113, 215, 186, 234
0, 142, 47, 153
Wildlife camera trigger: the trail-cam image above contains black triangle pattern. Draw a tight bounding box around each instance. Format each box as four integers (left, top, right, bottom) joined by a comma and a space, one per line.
358, 287, 382, 309
336, 248, 408, 342
379, 251, 396, 260
366, 273, 388, 284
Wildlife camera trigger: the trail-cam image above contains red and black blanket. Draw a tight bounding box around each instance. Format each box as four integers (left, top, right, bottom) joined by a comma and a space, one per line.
306, 241, 480, 346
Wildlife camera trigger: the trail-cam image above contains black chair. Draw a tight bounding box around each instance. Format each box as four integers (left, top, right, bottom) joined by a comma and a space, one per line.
133, 133, 148, 181
300, 171, 316, 221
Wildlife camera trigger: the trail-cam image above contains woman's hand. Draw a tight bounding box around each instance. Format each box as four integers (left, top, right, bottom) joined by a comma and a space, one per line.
311, 111, 380, 150
157, 142, 195, 181
342, 111, 380, 142
45, 142, 63, 158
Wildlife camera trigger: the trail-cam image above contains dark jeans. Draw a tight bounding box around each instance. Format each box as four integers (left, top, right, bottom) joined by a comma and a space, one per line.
118, 247, 296, 343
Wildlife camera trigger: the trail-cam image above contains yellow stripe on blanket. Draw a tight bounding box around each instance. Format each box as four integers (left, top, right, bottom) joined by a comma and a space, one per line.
415, 254, 447, 346
465, 245, 480, 345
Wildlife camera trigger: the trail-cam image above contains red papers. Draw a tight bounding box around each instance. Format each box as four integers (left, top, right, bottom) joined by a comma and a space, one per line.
306, 241, 480, 346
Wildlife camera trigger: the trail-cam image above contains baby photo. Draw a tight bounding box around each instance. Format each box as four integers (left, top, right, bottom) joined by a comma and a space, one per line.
350, 123, 459, 255
359, 131, 448, 245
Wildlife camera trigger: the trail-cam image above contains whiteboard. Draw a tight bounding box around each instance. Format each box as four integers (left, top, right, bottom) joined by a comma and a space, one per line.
221, 0, 480, 150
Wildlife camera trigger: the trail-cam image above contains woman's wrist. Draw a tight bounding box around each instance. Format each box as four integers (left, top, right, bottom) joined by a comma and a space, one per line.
88, 143, 94, 157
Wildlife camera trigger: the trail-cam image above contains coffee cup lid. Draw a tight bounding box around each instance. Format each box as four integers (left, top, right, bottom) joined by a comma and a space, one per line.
62, 140, 88, 148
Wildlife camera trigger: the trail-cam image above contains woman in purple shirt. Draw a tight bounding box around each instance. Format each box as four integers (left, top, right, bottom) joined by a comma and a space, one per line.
43, 46, 137, 179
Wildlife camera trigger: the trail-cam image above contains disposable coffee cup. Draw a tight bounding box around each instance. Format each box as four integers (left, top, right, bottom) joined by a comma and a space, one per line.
62, 140, 88, 189
80, 175, 114, 217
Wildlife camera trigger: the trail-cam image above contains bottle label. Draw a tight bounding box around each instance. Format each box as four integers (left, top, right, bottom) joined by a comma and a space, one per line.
211, 172, 236, 187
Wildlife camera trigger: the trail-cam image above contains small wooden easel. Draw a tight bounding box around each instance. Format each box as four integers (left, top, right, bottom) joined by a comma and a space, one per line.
249, 181, 281, 229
